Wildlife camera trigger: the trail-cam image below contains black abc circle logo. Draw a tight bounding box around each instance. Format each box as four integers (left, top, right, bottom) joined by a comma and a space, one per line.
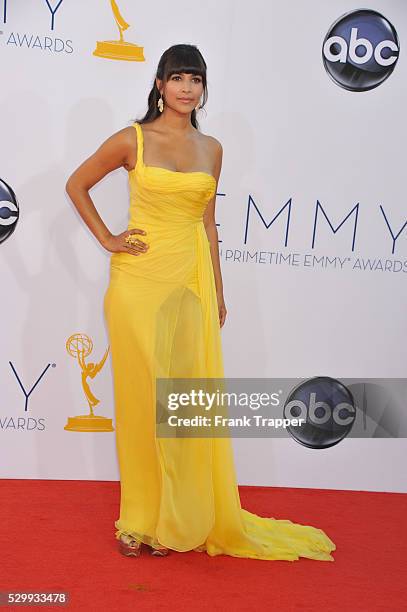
322, 9, 399, 91
0, 178, 19, 244
283, 376, 356, 449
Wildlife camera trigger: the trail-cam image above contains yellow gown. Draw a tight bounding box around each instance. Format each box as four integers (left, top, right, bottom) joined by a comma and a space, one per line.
103, 121, 336, 561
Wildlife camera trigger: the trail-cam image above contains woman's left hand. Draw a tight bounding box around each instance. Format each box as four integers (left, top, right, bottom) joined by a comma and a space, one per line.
217, 290, 227, 328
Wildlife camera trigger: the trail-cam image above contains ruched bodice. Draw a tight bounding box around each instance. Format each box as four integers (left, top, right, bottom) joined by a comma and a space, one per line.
110, 122, 217, 284
129, 121, 216, 226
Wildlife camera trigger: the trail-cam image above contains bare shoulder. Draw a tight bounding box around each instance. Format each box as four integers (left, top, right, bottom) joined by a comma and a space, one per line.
104, 124, 137, 170
199, 133, 223, 171
108, 123, 136, 141
201, 132, 223, 152
97, 124, 137, 152
113, 124, 137, 145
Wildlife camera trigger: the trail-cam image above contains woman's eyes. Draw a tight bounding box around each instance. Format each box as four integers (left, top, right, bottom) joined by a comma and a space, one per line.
172, 75, 201, 83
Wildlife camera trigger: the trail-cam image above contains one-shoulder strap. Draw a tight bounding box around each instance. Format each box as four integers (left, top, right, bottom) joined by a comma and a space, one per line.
132, 122, 144, 168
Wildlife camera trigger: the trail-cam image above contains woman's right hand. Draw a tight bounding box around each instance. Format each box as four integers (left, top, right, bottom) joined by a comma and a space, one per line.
103, 228, 149, 256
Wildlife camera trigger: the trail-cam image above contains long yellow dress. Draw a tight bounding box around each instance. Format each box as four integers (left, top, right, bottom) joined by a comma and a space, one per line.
103, 121, 336, 561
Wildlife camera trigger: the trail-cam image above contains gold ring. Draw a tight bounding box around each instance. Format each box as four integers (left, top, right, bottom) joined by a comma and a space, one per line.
125, 235, 138, 246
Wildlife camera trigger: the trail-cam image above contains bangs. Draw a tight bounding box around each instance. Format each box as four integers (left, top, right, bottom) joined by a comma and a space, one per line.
163, 46, 206, 81
166, 65, 205, 79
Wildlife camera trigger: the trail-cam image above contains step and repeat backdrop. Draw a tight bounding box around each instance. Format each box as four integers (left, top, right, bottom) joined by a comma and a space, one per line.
1, 0, 406, 491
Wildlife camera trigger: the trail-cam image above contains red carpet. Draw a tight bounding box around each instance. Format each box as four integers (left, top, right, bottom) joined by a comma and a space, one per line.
1, 480, 406, 611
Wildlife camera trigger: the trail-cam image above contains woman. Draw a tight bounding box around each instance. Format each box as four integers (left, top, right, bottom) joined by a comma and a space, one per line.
66, 44, 336, 561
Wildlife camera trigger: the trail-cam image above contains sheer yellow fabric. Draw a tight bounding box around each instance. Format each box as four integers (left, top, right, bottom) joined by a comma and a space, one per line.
103, 122, 336, 561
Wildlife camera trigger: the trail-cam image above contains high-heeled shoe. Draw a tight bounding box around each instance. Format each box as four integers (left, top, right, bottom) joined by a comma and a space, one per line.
149, 544, 170, 557
193, 545, 206, 552
118, 534, 143, 557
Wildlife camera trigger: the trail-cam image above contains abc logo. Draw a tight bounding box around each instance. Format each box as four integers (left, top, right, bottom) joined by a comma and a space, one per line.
283, 376, 356, 449
0, 178, 19, 244
322, 9, 399, 91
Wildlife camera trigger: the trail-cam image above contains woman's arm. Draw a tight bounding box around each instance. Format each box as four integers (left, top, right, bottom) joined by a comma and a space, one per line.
65, 127, 149, 256
203, 140, 227, 327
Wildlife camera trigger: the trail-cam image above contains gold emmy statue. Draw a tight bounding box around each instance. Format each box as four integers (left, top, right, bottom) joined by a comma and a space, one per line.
64, 333, 114, 432
93, 0, 145, 61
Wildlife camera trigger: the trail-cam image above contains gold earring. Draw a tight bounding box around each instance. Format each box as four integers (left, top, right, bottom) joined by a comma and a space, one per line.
157, 96, 164, 113
195, 99, 201, 111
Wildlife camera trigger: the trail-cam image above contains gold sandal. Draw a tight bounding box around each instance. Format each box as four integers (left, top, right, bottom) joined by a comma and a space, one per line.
118, 534, 143, 557
149, 544, 170, 557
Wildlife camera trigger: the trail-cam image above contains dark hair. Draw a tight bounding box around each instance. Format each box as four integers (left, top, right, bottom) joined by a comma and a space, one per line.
134, 44, 208, 129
